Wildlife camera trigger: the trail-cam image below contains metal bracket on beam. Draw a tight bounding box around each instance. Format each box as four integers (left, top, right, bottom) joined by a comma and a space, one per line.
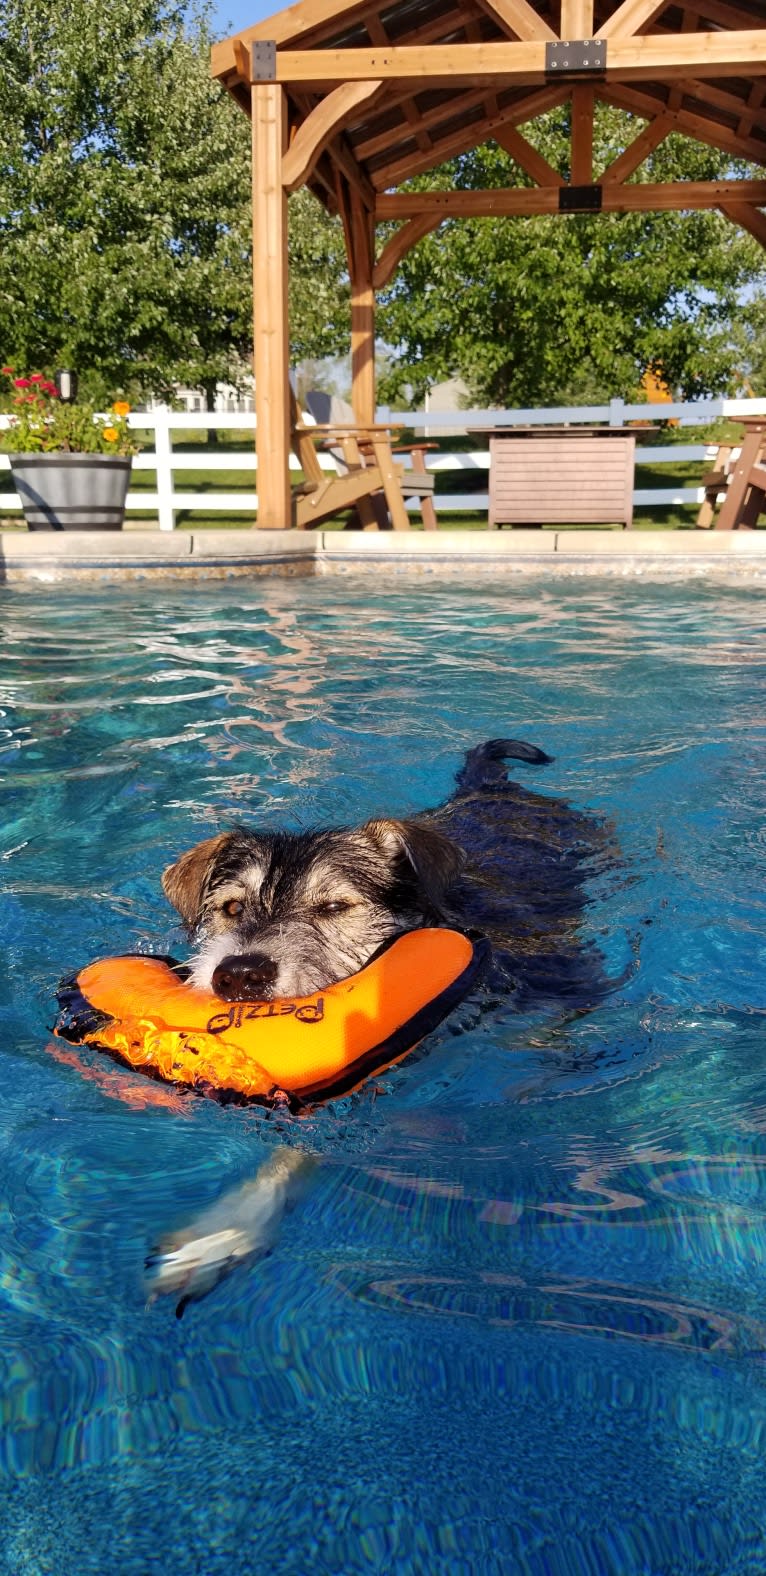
559, 185, 603, 212
252, 41, 277, 81
545, 39, 606, 76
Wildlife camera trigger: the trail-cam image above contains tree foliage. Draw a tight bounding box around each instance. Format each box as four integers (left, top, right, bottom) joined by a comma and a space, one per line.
0, 0, 350, 401
377, 105, 766, 407
287, 188, 350, 366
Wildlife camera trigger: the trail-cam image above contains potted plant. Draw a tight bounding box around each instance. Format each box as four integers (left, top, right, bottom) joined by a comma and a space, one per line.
0, 366, 140, 530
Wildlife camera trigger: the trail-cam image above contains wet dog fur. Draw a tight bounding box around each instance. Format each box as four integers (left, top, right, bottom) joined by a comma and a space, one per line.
162, 739, 612, 1013
150, 739, 615, 1314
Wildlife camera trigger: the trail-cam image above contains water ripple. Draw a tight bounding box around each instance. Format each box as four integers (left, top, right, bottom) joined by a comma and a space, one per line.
0, 577, 765, 1570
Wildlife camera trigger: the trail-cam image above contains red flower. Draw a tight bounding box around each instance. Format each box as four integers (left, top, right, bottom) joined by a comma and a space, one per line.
1, 365, 14, 376
42, 382, 58, 395
13, 378, 32, 389
29, 373, 44, 382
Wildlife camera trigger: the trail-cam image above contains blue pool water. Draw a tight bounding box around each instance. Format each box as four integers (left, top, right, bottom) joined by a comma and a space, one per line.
0, 573, 764, 1575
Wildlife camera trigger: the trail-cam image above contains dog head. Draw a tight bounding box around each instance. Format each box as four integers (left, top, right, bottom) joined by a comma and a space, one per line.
162, 820, 465, 1000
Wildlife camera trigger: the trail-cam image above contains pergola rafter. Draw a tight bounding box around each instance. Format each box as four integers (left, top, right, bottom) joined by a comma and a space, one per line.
212, 0, 766, 529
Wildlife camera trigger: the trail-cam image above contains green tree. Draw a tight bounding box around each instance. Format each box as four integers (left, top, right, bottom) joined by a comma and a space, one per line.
377, 105, 766, 407
288, 187, 350, 368
729, 292, 766, 397
0, 0, 350, 401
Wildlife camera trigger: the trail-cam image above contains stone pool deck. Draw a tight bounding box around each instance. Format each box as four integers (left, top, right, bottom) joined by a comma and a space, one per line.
0, 528, 765, 582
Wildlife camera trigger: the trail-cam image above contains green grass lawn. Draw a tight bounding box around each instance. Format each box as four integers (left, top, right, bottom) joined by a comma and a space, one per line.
2, 419, 761, 530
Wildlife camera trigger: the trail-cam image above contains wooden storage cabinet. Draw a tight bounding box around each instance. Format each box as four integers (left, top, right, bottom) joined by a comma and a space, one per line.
488, 430, 636, 529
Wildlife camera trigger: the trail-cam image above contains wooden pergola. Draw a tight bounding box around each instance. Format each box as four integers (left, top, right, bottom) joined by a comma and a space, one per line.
212, 0, 766, 530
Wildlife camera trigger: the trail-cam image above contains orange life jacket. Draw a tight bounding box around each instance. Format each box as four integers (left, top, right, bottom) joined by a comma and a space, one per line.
54, 929, 487, 1108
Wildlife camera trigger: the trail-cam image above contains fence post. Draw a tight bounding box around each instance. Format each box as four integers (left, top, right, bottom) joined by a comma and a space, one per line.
154, 408, 175, 532
609, 398, 625, 428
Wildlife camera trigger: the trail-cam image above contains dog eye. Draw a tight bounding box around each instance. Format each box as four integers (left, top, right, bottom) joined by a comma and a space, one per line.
316, 900, 353, 917
221, 898, 244, 918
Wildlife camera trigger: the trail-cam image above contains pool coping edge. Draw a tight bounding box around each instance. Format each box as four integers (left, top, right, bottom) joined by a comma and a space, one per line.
0, 528, 764, 582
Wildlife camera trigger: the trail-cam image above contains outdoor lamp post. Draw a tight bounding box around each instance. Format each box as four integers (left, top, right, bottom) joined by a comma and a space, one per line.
54, 369, 78, 403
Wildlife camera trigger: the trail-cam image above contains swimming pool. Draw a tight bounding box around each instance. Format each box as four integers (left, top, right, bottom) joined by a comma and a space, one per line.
0, 574, 764, 1575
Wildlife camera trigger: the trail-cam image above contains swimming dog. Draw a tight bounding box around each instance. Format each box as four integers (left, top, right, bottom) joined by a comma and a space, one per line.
162, 739, 610, 1013
149, 739, 613, 1315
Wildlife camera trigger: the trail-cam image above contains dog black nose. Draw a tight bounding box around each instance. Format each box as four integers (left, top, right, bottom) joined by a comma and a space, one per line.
212, 953, 279, 1001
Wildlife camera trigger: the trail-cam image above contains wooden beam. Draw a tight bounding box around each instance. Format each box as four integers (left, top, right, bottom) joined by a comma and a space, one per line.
252, 83, 291, 530
373, 215, 443, 289
371, 86, 570, 190
720, 202, 766, 249
355, 85, 510, 163
493, 122, 564, 185
214, 1, 481, 81
376, 178, 766, 219
666, 4, 700, 117
598, 0, 670, 38
347, 3, 559, 161
465, 12, 501, 121
287, 81, 377, 206
306, 149, 341, 208
326, 133, 377, 209
213, 1, 375, 77
737, 80, 766, 140
599, 83, 766, 168
560, 0, 594, 37
378, 188, 555, 219
277, 41, 543, 83
663, 0, 758, 29
570, 85, 594, 183
599, 110, 675, 183
472, 0, 557, 43
282, 79, 382, 191
274, 33, 766, 83
677, 75, 766, 130
233, 39, 250, 80
365, 14, 433, 154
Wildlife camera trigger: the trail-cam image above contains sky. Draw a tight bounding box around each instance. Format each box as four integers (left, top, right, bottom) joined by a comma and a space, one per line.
211, 0, 277, 39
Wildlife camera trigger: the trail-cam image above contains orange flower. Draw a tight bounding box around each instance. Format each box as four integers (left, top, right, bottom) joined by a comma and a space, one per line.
102, 426, 119, 442
112, 400, 131, 417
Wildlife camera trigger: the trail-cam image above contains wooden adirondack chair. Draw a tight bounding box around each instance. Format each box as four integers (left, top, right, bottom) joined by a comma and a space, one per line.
290, 391, 438, 530
696, 443, 734, 529
707, 418, 766, 530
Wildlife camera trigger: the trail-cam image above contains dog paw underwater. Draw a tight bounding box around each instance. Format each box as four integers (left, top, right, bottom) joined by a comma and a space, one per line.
144, 1150, 317, 1319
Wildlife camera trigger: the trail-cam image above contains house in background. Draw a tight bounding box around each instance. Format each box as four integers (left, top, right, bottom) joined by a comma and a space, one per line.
424, 377, 473, 437
143, 379, 255, 415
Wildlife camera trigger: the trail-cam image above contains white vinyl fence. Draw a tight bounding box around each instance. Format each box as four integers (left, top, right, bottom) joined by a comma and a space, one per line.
2, 396, 766, 530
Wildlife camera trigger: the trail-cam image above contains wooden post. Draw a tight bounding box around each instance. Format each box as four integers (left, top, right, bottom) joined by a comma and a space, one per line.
252, 82, 291, 529
571, 85, 595, 184
560, 0, 594, 36
348, 190, 376, 426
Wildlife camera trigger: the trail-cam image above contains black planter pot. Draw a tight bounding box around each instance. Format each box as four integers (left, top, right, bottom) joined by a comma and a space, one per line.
10, 453, 132, 531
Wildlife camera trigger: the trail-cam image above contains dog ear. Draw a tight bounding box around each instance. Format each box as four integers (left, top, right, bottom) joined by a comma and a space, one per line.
162, 833, 230, 927
363, 818, 464, 907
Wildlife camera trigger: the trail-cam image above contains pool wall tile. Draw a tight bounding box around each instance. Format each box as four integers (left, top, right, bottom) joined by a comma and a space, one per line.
1, 526, 765, 581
